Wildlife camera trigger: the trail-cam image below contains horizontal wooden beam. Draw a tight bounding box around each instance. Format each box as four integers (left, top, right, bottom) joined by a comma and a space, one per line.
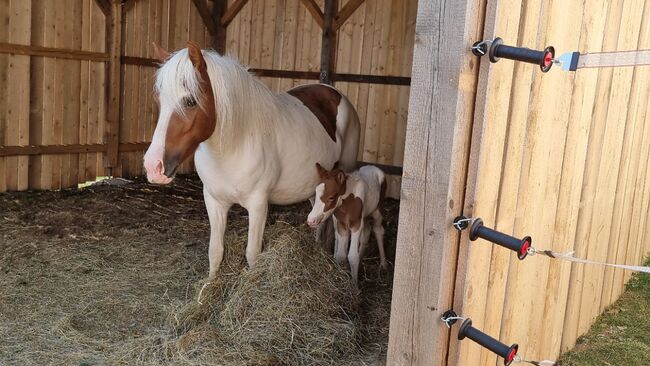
333, 0, 365, 30
220, 0, 249, 27
0, 144, 107, 156
251, 68, 321, 80
118, 142, 151, 151
0, 42, 110, 62
121, 55, 159, 67
119, 57, 411, 85
299, 0, 325, 28
333, 73, 411, 85
191, 0, 217, 36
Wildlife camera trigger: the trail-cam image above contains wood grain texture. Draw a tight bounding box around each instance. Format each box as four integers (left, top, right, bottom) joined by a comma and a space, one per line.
386, 0, 482, 364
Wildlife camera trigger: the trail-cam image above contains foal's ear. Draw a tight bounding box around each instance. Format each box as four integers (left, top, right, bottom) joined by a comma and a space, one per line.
187, 41, 206, 72
315, 163, 328, 180
152, 42, 170, 62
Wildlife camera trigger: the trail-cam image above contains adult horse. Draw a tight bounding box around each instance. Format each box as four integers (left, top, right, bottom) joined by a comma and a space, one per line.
143, 41, 360, 277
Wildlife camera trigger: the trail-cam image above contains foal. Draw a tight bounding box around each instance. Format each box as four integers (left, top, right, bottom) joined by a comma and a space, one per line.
307, 163, 387, 287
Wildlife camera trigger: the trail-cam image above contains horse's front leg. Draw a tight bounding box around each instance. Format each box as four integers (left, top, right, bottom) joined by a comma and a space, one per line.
204, 189, 232, 278
244, 195, 269, 268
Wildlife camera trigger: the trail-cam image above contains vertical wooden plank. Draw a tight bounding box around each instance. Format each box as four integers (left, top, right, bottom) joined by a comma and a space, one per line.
561, 0, 623, 350
90, 1, 106, 180
79, 0, 91, 183
278, 0, 299, 92
105, 0, 122, 170
28, 0, 44, 190
541, 0, 609, 356
603, 0, 650, 307
5, 0, 31, 191
386, 0, 483, 364
577, 0, 641, 338
212, 0, 227, 53
0, 0, 8, 192
50, 0, 69, 189
64, 0, 82, 187
354, 0, 376, 159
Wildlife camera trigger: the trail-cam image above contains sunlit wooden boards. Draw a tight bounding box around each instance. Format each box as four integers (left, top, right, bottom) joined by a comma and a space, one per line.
0, 0, 106, 191
454, 0, 650, 364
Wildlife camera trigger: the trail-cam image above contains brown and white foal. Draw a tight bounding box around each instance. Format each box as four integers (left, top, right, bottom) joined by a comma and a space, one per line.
307, 163, 387, 287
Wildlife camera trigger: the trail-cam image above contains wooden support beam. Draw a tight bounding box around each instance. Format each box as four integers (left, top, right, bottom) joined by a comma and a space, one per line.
319, 0, 338, 84
94, 0, 111, 16
121, 0, 138, 13
220, 0, 249, 27
385, 0, 484, 364
333, 73, 410, 85
191, 0, 217, 36
119, 56, 411, 85
299, 0, 324, 29
333, 0, 365, 30
0, 42, 109, 61
212, 0, 227, 54
104, 0, 122, 168
0, 144, 107, 156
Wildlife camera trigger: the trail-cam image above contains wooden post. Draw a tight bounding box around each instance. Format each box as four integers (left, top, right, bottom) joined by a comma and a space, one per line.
212, 0, 227, 54
104, 0, 122, 169
385, 0, 484, 365
319, 0, 338, 84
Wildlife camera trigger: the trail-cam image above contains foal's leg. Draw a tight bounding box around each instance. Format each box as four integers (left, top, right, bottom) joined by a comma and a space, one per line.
371, 209, 388, 270
348, 227, 363, 288
333, 217, 350, 265
244, 195, 269, 268
204, 189, 232, 278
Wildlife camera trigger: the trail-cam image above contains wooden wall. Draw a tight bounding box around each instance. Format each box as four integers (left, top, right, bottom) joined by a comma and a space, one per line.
0, 0, 107, 191
451, 0, 650, 364
0, 0, 416, 194
223, 0, 417, 168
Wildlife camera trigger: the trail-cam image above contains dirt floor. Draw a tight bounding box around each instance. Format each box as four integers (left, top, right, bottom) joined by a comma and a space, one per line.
0, 175, 400, 365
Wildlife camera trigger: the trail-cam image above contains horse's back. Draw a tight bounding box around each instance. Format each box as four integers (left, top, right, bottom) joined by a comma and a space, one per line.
286, 84, 360, 172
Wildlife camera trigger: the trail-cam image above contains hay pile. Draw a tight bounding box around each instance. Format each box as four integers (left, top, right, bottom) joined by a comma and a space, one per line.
0, 178, 395, 365
142, 223, 372, 366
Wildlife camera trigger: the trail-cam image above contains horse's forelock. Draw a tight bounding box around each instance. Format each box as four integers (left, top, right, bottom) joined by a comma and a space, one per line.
155, 49, 205, 118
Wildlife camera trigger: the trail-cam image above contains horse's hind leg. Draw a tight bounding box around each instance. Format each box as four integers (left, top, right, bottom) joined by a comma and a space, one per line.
204, 189, 232, 278
371, 209, 387, 270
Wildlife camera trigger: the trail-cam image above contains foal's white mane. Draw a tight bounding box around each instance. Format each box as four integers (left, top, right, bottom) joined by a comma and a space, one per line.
155, 48, 278, 149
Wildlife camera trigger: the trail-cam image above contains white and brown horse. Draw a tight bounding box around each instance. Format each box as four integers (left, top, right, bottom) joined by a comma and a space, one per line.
143, 42, 360, 277
307, 163, 387, 288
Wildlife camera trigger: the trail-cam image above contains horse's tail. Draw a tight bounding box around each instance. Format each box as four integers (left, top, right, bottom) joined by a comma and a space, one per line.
337, 94, 361, 173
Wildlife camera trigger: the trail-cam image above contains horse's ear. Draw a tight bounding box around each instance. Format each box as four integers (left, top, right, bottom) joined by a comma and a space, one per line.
152, 42, 170, 62
335, 171, 346, 185
315, 163, 328, 180
187, 40, 206, 72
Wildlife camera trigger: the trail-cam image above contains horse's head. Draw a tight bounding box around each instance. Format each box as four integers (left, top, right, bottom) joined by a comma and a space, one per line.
307, 163, 347, 228
143, 41, 216, 184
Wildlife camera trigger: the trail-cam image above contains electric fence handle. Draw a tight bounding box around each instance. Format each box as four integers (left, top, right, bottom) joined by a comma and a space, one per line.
472, 37, 555, 72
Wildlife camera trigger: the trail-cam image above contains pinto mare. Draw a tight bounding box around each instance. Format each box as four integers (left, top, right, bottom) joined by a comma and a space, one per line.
143, 42, 360, 277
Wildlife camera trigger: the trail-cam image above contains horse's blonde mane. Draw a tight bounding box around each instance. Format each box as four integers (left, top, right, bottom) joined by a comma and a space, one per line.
155, 48, 278, 150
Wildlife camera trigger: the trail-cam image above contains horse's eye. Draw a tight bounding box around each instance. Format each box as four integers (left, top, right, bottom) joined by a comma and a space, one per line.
183, 97, 197, 108
328, 196, 335, 201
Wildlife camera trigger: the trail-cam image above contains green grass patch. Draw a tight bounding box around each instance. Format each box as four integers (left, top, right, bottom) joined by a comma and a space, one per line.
559, 258, 650, 366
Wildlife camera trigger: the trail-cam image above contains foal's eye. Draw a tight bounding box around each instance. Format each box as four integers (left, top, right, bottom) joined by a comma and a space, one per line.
182, 97, 197, 108
328, 196, 335, 201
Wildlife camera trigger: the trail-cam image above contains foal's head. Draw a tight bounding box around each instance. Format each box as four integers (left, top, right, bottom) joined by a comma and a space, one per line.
307, 163, 348, 228
143, 41, 216, 184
